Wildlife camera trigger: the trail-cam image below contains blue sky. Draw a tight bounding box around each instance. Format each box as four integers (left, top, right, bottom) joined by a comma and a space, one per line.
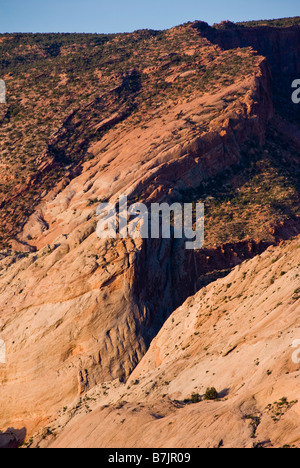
0, 0, 299, 33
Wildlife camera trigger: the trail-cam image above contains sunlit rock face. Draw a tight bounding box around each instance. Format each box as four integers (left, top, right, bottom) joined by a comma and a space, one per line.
0, 20, 299, 447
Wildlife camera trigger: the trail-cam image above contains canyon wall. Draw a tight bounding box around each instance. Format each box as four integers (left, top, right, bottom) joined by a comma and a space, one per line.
0, 57, 274, 434
192, 22, 300, 75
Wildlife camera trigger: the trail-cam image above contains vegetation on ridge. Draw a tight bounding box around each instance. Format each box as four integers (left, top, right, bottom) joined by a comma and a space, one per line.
0, 25, 259, 249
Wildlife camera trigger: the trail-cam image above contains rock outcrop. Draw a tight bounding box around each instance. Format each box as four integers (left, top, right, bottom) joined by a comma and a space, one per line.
0, 21, 299, 447
0, 51, 275, 435
31, 237, 300, 448
192, 21, 300, 75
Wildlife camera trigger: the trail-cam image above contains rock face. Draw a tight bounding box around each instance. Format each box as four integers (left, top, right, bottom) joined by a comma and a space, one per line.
197, 22, 300, 124
0, 427, 26, 449
0, 21, 299, 447
199, 23, 300, 75
0, 62, 273, 434
33, 237, 300, 448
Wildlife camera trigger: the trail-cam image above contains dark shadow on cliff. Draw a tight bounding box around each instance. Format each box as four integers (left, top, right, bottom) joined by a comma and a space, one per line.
0, 427, 26, 448
130, 124, 300, 361
191, 21, 300, 76
192, 21, 300, 125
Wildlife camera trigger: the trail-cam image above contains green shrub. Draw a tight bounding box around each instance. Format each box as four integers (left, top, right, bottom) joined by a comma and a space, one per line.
191, 393, 201, 403
203, 387, 218, 400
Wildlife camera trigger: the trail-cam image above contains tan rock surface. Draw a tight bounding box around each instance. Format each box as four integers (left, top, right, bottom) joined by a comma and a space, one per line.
0, 55, 274, 437
0, 22, 299, 448
33, 237, 300, 448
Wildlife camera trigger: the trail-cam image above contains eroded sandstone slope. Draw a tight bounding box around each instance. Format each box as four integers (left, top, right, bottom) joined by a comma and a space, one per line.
30, 237, 300, 448
0, 21, 299, 446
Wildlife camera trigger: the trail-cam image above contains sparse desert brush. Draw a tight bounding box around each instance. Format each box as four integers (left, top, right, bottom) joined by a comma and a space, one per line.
203, 387, 218, 400
191, 393, 201, 403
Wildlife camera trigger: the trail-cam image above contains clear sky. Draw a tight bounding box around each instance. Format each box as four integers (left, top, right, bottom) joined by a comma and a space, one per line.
0, 0, 299, 34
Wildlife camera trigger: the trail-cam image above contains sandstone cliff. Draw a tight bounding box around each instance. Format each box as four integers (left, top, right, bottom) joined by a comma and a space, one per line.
31, 237, 300, 448
0, 21, 299, 447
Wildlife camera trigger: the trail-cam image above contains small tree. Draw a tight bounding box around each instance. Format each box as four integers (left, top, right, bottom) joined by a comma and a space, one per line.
191, 393, 201, 403
204, 387, 218, 400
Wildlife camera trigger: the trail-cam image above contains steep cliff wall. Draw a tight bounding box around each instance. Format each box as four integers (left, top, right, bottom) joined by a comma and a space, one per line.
34, 237, 300, 449
192, 22, 300, 123
0, 55, 275, 435
192, 22, 300, 75
1, 23, 299, 445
